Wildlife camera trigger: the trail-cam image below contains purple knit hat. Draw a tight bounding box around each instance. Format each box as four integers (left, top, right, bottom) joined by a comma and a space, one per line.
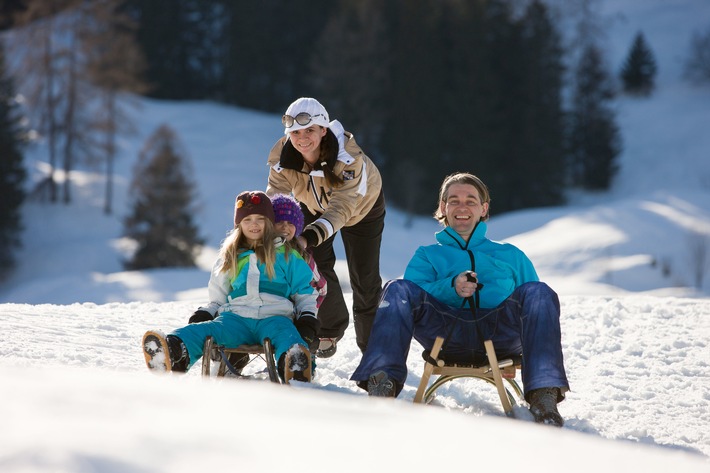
271, 194, 304, 236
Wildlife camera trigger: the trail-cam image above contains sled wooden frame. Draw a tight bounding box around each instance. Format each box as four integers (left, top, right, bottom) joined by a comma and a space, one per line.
413, 336, 524, 416
201, 336, 280, 383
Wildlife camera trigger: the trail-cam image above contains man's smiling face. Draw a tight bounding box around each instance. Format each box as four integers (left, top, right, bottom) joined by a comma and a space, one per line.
440, 183, 489, 239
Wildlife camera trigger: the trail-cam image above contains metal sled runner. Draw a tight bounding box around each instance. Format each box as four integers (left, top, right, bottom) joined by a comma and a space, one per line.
201, 336, 280, 383
413, 336, 524, 416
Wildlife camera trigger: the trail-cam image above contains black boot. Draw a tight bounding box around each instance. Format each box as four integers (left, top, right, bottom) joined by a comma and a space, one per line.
367, 371, 396, 398
227, 353, 250, 374
528, 387, 564, 427
166, 335, 190, 372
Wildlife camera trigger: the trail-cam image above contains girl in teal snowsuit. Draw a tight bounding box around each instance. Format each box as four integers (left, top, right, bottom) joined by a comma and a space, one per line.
142, 191, 318, 382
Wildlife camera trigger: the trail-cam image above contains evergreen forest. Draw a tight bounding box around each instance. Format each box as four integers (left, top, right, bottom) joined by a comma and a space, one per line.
3, 0, 639, 225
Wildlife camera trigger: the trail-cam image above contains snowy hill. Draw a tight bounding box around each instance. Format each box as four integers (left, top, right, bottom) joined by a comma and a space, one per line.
1, 0, 710, 471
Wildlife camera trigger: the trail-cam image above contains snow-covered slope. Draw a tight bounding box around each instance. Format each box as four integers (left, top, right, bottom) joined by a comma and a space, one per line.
1, 1, 709, 471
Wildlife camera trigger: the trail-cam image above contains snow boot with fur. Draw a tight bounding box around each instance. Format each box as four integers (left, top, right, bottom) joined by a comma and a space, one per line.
142, 331, 189, 373
280, 344, 312, 384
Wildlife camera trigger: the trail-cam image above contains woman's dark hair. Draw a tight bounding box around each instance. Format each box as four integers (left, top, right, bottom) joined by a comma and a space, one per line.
318, 128, 344, 188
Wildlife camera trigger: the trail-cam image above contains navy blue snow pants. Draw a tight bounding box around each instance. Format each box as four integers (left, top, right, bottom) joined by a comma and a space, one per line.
350, 279, 569, 399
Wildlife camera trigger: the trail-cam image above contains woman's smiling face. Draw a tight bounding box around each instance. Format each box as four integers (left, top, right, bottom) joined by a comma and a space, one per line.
288, 125, 327, 163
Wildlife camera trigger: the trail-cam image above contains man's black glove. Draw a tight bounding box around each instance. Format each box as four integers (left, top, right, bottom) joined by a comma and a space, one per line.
295, 316, 320, 353
188, 310, 214, 324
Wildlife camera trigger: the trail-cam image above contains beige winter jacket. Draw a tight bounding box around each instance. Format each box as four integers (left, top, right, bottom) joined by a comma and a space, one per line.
266, 120, 382, 247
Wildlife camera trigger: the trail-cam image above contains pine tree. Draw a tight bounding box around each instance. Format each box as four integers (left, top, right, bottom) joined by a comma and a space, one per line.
380, 0, 449, 215
123, 125, 204, 270
510, 0, 567, 209
221, 0, 335, 111
620, 31, 657, 96
0, 0, 27, 30
568, 45, 622, 190
0, 40, 27, 278
684, 26, 710, 85
309, 0, 393, 155
458, 0, 526, 212
121, 0, 208, 100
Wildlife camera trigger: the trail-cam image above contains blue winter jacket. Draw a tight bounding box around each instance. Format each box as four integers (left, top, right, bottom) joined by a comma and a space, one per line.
403, 221, 538, 309
199, 241, 318, 322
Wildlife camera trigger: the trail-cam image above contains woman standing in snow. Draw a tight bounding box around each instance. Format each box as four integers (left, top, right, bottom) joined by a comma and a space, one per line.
142, 191, 317, 383
266, 97, 385, 358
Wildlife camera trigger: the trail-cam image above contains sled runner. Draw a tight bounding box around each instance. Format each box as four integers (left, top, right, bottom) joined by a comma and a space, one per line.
413, 336, 523, 416
201, 336, 280, 383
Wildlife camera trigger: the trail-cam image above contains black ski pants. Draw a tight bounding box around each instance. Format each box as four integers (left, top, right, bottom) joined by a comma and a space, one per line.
303, 190, 385, 353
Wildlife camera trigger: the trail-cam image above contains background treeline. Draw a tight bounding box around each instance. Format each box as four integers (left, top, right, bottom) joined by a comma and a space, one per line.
3, 0, 710, 274
9, 0, 708, 273
2, 0, 653, 219
120, 0, 623, 216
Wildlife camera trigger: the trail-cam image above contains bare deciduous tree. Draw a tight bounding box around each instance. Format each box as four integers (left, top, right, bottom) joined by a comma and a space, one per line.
9, 1, 78, 202
81, 0, 147, 215
9, 0, 145, 210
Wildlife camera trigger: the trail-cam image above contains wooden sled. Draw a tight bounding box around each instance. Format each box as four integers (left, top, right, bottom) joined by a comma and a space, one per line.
413, 336, 523, 416
201, 336, 280, 383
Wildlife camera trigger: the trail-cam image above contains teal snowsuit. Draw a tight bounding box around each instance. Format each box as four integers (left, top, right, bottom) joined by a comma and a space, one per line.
172, 241, 318, 366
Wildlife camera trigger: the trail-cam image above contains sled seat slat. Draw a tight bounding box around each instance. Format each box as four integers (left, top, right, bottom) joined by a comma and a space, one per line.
201, 336, 279, 383
413, 336, 523, 416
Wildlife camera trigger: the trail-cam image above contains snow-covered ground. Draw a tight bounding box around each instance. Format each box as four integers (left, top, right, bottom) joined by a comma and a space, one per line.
2, 295, 709, 471
2, 1, 710, 471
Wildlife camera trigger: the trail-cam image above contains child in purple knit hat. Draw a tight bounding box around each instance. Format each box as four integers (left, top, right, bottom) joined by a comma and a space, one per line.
271, 194, 305, 237
271, 194, 327, 354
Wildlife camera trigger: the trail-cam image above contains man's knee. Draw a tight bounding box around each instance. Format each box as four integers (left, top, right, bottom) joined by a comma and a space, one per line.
519, 281, 559, 303
379, 279, 421, 307
513, 282, 561, 323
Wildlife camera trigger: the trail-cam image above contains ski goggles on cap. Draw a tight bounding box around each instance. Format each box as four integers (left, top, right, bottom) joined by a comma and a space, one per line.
282, 112, 327, 128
